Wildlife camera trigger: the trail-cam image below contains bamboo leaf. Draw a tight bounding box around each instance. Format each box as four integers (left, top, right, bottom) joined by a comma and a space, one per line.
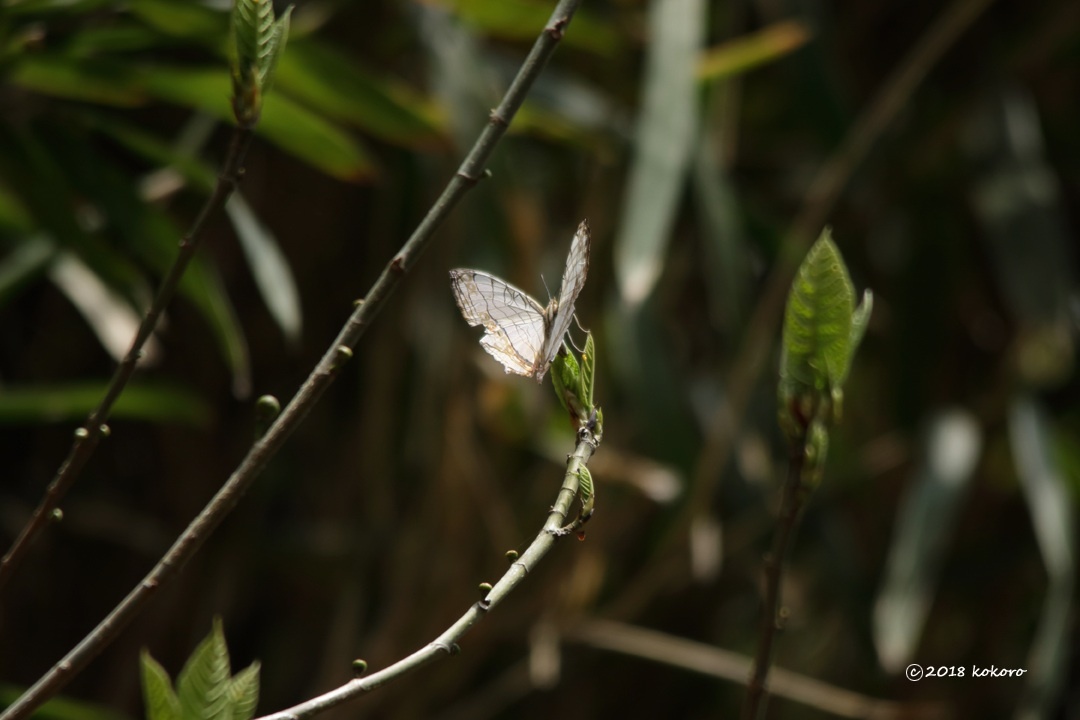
225, 194, 302, 346
0, 382, 212, 426
129, 0, 226, 43
873, 409, 981, 672
274, 40, 443, 147
10, 54, 145, 107
697, 20, 811, 82
614, 0, 706, 306
139, 67, 377, 180
0, 236, 54, 307
444, 0, 622, 56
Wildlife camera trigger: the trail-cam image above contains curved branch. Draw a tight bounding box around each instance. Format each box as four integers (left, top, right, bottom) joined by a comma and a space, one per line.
257, 427, 600, 720
0, 2, 585, 719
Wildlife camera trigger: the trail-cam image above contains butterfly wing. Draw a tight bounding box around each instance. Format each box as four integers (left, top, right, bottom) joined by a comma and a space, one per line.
449, 269, 548, 377
537, 220, 591, 380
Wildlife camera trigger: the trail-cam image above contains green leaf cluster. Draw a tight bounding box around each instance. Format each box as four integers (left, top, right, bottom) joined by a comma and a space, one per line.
778, 230, 872, 487
141, 619, 259, 720
551, 331, 602, 436
229, 0, 293, 126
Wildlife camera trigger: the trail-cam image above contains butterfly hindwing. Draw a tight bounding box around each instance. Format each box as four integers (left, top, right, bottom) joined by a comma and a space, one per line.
449, 269, 547, 377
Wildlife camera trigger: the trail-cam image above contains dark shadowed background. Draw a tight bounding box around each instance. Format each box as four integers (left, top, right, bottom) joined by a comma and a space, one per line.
1, 0, 1078, 718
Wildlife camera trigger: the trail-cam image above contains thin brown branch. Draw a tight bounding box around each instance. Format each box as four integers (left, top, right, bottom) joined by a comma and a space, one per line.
0, 3, 584, 719
742, 447, 805, 720
256, 427, 601, 720
0, 127, 254, 593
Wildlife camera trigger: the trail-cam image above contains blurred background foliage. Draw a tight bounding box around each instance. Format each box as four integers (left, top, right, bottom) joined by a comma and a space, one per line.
1, 0, 1078, 718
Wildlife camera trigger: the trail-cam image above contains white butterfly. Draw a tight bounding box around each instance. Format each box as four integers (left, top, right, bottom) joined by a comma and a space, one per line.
450, 220, 590, 383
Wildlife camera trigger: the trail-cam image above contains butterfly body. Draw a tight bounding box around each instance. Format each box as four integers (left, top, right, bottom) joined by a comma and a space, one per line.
450, 220, 590, 383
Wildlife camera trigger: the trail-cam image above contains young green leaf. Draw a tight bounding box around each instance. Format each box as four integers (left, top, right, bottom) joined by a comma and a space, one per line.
140, 651, 181, 720
551, 347, 586, 423
226, 662, 261, 720
258, 7, 292, 92
229, 0, 293, 125
581, 330, 596, 411
576, 465, 595, 520
779, 229, 855, 397
177, 619, 232, 720
778, 229, 872, 445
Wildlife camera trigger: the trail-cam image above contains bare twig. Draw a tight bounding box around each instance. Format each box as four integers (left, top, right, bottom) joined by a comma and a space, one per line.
742, 447, 805, 720
571, 619, 933, 720
0, 128, 253, 593
0, 4, 583, 719
258, 427, 601, 720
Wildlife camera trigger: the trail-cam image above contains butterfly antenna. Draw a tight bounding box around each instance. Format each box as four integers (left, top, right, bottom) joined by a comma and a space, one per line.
567, 318, 586, 354
540, 273, 554, 304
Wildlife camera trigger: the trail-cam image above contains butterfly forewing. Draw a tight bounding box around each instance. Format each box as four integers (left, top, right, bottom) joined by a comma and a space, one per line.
538, 220, 591, 379
449, 219, 591, 383
449, 270, 548, 377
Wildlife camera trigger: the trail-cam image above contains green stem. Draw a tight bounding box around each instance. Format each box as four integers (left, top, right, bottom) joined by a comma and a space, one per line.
0, 127, 253, 593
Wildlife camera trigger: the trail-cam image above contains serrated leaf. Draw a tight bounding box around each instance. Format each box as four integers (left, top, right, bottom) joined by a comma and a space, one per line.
257, 7, 292, 91
141, 651, 181, 720
551, 348, 583, 419
576, 466, 594, 506
780, 229, 856, 394
177, 619, 232, 720
227, 662, 261, 720
581, 331, 596, 411
231, 0, 272, 80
